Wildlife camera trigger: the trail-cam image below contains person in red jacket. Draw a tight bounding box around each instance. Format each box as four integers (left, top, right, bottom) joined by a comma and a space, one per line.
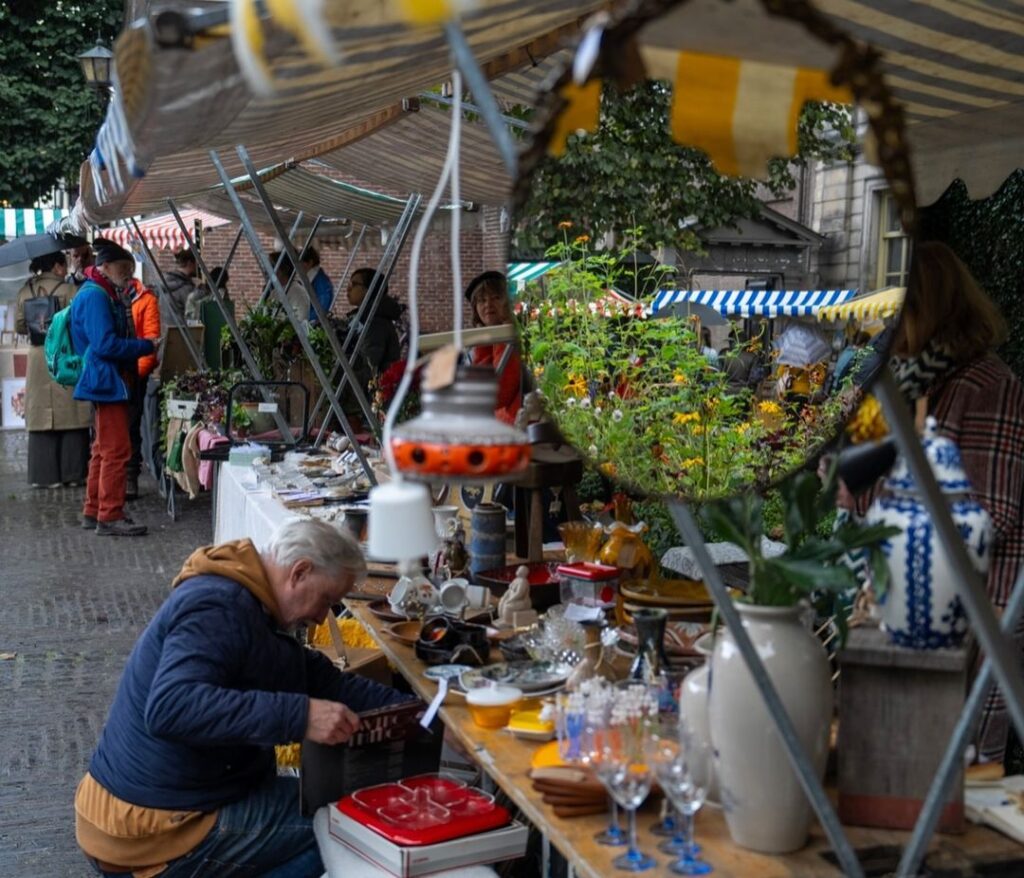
126, 278, 161, 499
465, 271, 521, 425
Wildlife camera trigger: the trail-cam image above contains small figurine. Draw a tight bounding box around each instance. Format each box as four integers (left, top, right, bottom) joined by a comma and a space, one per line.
514, 390, 546, 432
442, 518, 469, 581
497, 565, 533, 627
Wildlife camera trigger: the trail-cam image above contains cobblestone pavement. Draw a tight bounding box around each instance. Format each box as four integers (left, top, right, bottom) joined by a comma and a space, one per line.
0, 431, 212, 875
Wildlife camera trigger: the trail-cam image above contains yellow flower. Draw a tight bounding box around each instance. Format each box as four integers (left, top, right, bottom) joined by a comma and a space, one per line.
574, 234, 591, 244
691, 425, 705, 436
565, 374, 588, 397
533, 366, 544, 379
682, 457, 705, 469
673, 372, 689, 385
558, 220, 573, 230
846, 394, 888, 443
672, 411, 700, 426
600, 461, 617, 477
758, 400, 782, 416
736, 421, 752, 434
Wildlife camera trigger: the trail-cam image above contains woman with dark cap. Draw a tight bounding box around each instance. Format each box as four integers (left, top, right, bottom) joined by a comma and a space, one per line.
345, 267, 403, 380
70, 241, 158, 536
465, 270, 521, 424
14, 251, 93, 487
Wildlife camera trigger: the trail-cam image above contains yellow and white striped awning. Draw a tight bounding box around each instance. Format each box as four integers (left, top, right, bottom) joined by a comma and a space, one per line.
817, 287, 906, 323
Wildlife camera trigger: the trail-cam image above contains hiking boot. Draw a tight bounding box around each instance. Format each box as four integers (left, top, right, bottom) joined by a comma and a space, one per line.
81, 515, 98, 530
96, 517, 148, 537
125, 476, 139, 501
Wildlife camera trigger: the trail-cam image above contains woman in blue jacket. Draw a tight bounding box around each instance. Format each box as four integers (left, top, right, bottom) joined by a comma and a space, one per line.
70, 241, 157, 536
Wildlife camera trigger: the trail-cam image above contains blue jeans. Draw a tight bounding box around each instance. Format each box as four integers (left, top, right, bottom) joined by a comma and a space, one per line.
87, 775, 323, 878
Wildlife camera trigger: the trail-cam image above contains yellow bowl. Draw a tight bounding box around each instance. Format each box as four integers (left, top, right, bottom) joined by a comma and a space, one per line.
466, 686, 522, 729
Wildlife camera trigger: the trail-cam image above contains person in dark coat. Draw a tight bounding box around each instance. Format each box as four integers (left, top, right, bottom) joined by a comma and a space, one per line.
70, 241, 157, 536
161, 248, 198, 331
345, 267, 403, 386
75, 519, 415, 878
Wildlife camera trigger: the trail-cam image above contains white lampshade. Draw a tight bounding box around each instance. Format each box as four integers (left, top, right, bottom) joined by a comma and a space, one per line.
367, 481, 438, 561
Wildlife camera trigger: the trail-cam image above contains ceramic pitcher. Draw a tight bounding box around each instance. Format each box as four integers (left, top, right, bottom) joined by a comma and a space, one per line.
469, 502, 507, 578
865, 417, 991, 649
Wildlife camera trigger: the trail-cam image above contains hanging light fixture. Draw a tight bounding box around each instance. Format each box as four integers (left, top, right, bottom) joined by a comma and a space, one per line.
77, 39, 114, 94
391, 365, 530, 481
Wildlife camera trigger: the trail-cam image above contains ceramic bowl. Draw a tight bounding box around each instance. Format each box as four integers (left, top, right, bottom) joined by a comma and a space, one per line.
465, 685, 523, 729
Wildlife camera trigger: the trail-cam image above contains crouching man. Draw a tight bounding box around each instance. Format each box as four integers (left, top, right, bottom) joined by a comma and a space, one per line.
75, 519, 414, 877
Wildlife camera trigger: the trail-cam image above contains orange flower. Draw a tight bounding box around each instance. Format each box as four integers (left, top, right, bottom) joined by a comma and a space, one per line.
574, 234, 591, 244
558, 220, 573, 230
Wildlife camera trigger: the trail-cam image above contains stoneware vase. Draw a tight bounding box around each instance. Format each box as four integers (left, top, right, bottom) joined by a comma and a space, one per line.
865, 417, 992, 649
677, 633, 719, 803
709, 603, 832, 854
469, 502, 507, 578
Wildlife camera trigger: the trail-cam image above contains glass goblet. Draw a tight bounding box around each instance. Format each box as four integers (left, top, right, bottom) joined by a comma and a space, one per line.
653, 738, 714, 875
595, 739, 656, 872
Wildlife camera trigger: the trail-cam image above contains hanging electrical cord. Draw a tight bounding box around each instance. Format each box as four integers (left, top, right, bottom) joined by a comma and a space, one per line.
382, 67, 464, 478
450, 69, 464, 353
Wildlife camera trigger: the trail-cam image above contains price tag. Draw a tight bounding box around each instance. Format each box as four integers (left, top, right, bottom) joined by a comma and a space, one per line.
422, 344, 459, 392
258, 402, 278, 413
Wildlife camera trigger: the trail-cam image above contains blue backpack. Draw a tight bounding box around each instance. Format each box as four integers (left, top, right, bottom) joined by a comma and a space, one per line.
44, 305, 85, 387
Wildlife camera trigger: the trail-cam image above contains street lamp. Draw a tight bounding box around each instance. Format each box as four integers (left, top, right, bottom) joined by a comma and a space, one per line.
77, 39, 114, 95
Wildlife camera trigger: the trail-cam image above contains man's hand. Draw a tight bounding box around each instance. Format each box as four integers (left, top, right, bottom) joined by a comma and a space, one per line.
305, 698, 361, 745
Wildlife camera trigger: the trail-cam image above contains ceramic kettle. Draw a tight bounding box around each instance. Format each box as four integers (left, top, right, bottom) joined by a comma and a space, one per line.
865, 417, 991, 649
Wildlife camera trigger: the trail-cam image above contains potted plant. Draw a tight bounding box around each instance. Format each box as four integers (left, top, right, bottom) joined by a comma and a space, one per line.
700, 465, 898, 853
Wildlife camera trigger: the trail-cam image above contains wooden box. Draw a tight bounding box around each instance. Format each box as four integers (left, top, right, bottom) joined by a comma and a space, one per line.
837, 626, 969, 832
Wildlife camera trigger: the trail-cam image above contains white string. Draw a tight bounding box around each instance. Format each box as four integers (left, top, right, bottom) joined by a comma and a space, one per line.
450, 70, 463, 352
382, 68, 463, 478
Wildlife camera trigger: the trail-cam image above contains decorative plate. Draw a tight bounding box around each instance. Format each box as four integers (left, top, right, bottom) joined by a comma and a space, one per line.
619, 578, 715, 607
460, 660, 573, 693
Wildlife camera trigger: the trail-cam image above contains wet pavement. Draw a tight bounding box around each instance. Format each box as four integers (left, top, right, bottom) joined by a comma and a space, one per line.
0, 430, 212, 875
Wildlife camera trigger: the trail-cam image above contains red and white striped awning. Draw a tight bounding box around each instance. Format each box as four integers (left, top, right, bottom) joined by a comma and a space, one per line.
102, 209, 231, 252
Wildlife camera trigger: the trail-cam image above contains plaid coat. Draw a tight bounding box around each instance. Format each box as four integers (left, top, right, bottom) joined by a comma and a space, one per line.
929, 354, 1024, 609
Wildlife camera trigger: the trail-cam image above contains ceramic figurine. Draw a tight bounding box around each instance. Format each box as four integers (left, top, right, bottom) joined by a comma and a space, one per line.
865, 417, 992, 649
497, 565, 532, 627
433, 518, 469, 581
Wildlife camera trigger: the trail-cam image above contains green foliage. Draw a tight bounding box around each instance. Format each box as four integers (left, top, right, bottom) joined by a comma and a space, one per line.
919, 171, 1024, 382
702, 465, 899, 640
515, 80, 853, 255
0, 1, 122, 205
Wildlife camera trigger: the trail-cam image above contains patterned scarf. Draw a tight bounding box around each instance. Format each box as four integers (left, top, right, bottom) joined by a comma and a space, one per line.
889, 339, 958, 403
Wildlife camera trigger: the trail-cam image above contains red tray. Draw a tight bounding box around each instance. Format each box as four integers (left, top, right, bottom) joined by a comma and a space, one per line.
337, 774, 511, 846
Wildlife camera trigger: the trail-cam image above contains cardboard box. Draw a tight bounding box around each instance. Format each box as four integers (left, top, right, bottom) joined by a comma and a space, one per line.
328, 804, 528, 877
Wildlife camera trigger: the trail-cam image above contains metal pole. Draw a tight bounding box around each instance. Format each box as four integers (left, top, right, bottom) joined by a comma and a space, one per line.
312, 196, 420, 445
257, 213, 319, 305
307, 197, 419, 441
214, 147, 374, 481
665, 501, 866, 878
166, 200, 297, 444
876, 370, 1024, 738
898, 562, 1024, 876
332, 222, 367, 304
235, 146, 380, 435
127, 218, 205, 371
442, 21, 517, 179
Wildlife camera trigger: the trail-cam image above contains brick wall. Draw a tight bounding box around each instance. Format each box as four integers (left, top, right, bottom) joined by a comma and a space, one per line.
146, 218, 510, 334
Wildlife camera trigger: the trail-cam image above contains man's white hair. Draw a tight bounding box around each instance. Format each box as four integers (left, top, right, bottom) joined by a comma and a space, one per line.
263, 519, 367, 583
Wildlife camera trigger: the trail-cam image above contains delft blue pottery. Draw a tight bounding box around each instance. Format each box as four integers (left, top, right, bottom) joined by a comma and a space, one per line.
866, 417, 991, 649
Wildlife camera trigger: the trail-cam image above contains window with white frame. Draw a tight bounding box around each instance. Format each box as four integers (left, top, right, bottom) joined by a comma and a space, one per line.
875, 191, 910, 289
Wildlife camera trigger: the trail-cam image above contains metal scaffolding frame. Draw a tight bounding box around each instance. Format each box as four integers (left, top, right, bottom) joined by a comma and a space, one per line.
435, 18, 1024, 877
209, 146, 376, 482
309, 196, 421, 446
166, 201, 298, 445
257, 213, 321, 306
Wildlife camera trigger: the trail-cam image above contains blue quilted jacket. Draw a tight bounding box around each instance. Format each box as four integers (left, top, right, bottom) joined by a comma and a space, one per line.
88, 574, 411, 810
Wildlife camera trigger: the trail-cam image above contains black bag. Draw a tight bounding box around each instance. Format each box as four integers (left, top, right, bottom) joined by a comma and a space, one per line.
23, 293, 61, 346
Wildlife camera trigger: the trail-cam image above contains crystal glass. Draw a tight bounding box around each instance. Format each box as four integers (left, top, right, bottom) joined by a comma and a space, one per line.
649, 731, 714, 875
594, 727, 656, 872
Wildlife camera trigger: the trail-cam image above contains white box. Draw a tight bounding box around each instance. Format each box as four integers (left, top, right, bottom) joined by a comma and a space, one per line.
328, 803, 527, 878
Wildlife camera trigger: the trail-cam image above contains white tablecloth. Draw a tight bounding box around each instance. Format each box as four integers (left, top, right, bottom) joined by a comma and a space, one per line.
314, 808, 498, 878
214, 461, 301, 549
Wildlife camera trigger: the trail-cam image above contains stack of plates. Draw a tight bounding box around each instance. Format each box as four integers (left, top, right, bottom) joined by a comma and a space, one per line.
618, 578, 729, 623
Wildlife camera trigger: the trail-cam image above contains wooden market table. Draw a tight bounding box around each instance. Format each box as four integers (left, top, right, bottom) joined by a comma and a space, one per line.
345, 593, 1024, 878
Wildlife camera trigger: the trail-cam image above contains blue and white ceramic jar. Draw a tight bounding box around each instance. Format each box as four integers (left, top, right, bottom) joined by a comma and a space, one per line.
866, 417, 991, 649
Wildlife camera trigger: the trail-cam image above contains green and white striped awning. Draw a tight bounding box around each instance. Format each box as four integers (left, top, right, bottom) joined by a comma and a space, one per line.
507, 261, 558, 286
2, 208, 69, 239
